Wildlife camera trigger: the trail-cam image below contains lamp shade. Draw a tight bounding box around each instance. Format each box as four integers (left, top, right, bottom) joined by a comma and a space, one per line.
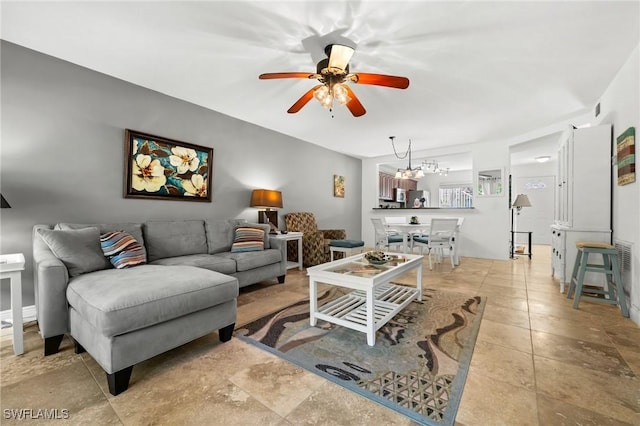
250, 189, 283, 209
0, 194, 11, 208
512, 194, 532, 208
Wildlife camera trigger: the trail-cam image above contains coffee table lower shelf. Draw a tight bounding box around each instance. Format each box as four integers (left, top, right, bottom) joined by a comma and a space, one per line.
313, 283, 419, 344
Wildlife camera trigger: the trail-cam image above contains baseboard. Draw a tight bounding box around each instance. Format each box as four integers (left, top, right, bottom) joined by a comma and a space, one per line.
0, 305, 37, 324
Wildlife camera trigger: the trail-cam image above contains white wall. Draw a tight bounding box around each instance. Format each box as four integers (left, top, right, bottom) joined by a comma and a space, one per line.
594, 44, 640, 324
0, 42, 363, 309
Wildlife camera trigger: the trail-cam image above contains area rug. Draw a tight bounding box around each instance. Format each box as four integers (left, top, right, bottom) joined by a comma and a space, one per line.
236, 286, 485, 425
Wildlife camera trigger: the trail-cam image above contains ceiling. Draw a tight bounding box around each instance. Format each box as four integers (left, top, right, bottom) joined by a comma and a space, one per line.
2, 1, 638, 160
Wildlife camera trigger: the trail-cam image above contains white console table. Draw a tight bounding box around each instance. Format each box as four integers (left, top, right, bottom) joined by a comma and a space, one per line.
0, 253, 25, 355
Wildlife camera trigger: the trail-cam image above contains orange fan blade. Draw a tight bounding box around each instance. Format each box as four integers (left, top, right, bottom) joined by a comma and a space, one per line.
259, 72, 315, 80
344, 86, 366, 117
287, 85, 322, 114
352, 73, 410, 89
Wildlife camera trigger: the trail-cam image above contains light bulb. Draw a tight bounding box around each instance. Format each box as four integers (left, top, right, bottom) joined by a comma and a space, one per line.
415, 169, 424, 178
395, 171, 402, 178
313, 85, 329, 102
320, 94, 333, 109
333, 84, 350, 105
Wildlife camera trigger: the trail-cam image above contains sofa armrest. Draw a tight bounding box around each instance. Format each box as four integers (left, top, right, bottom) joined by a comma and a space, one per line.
320, 229, 347, 240
33, 225, 70, 339
268, 237, 287, 275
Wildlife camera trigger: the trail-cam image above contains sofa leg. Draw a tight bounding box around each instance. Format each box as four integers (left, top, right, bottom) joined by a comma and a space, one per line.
74, 340, 86, 354
219, 323, 235, 342
107, 366, 133, 396
44, 335, 64, 356
277, 275, 285, 284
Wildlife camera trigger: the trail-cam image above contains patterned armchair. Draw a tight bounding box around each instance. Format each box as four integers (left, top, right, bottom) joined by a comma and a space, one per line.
284, 212, 347, 267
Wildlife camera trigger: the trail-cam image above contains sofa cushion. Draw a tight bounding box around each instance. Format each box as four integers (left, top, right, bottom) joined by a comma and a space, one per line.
205, 220, 234, 254
66, 265, 238, 337
231, 227, 265, 253
215, 248, 281, 272
144, 220, 208, 262
100, 231, 146, 269
57, 222, 147, 260
37, 227, 111, 277
205, 220, 271, 254
150, 254, 236, 275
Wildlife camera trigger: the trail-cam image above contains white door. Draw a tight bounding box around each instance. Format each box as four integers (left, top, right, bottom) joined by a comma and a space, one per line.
514, 176, 556, 245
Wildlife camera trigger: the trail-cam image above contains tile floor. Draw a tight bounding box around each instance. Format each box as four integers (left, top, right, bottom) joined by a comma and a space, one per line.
1, 246, 639, 425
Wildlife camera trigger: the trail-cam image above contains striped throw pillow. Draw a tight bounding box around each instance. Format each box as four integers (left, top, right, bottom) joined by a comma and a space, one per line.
231, 227, 265, 253
100, 231, 146, 269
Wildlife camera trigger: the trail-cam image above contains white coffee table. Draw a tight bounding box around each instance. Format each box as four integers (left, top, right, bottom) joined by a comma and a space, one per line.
307, 252, 422, 346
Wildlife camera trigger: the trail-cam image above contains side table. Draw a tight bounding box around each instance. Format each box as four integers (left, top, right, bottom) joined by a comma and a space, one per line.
511, 231, 532, 259
0, 253, 25, 355
270, 232, 304, 270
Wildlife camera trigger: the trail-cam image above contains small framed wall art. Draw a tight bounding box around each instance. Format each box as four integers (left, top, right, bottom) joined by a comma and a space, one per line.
616, 127, 635, 186
124, 129, 213, 202
333, 175, 345, 198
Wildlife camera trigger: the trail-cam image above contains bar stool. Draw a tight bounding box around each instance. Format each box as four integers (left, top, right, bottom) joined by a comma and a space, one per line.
566, 241, 629, 317
329, 239, 365, 261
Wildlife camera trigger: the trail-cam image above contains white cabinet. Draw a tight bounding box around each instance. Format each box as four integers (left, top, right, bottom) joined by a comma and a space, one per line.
555, 125, 611, 228
551, 226, 611, 292
552, 125, 612, 291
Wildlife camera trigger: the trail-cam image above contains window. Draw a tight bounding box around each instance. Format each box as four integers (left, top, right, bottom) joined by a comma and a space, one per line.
439, 184, 473, 208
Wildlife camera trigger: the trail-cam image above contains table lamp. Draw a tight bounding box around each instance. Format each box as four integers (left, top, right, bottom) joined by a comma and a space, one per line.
250, 189, 282, 233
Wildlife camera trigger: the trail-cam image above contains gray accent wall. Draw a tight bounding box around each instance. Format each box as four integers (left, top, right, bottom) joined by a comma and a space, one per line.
0, 41, 362, 310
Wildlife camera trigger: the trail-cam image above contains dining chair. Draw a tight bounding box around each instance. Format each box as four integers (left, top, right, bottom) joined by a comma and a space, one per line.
371, 218, 404, 251
415, 218, 458, 269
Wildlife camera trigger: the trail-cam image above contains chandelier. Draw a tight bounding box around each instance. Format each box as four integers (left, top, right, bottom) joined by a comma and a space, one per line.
421, 160, 449, 176
390, 136, 424, 179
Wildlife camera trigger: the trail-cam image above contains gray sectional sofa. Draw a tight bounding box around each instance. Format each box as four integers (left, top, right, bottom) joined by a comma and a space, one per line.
32, 219, 287, 395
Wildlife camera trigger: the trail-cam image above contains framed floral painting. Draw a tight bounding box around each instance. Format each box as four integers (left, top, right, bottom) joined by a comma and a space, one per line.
124, 129, 213, 202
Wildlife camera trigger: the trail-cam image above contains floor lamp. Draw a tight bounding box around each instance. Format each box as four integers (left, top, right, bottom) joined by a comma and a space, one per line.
511, 194, 532, 258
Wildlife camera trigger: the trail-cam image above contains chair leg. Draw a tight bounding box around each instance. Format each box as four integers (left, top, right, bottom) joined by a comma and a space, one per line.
449, 247, 455, 268
572, 251, 589, 309
603, 254, 616, 300
567, 248, 583, 298
428, 249, 433, 270
609, 255, 629, 318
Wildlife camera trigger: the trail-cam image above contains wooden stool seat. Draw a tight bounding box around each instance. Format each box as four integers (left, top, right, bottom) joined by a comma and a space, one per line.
567, 241, 629, 317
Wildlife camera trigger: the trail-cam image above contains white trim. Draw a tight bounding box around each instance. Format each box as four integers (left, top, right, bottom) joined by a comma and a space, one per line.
1, 305, 36, 324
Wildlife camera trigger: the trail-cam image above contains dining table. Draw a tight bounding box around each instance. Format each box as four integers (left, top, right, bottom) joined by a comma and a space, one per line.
384, 218, 463, 265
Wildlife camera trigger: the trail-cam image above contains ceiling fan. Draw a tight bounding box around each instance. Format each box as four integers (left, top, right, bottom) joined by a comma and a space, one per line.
259, 44, 410, 117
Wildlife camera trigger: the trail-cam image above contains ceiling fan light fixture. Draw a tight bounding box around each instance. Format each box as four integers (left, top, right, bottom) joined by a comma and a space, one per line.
259, 44, 408, 117
333, 83, 350, 105
313, 85, 329, 101
327, 44, 354, 72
